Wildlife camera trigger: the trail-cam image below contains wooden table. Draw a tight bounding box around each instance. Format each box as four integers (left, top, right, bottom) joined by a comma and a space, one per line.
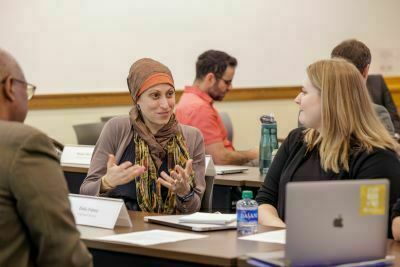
214, 167, 264, 187
79, 211, 283, 266
79, 211, 400, 266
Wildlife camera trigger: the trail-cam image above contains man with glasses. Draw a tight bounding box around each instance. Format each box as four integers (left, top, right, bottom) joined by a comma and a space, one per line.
176, 50, 258, 165
0, 48, 92, 267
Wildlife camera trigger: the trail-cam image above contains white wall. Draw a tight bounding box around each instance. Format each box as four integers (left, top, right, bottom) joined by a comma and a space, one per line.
3, 0, 400, 148
25, 99, 299, 150
1, 0, 400, 94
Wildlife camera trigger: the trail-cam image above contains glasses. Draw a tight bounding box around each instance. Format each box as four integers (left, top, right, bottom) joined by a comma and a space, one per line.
1, 77, 36, 100
219, 78, 232, 86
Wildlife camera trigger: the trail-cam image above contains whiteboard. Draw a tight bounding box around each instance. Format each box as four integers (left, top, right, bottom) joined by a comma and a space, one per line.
0, 0, 399, 94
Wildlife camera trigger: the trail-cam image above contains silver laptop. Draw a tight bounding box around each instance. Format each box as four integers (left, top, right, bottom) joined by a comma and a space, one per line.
144, 215, 237, 232
287, 179, 389, 265
249, 179, 389, 266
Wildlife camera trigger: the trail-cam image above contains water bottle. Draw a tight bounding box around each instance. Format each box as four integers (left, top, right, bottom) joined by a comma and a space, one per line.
259, 114, 278, 174
236, 190, 258, 235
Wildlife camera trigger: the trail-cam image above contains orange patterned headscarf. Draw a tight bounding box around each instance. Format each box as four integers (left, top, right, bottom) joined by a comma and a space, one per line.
127, 58, 174, 102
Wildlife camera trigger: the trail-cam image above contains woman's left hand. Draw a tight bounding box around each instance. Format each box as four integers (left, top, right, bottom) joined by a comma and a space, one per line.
157, 159, 193, 197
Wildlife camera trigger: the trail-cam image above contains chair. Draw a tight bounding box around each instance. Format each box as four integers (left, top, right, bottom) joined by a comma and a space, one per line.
73, 122, 105, 145
200, 175, 215, 212
219, 112, 233, 142
100, 116, 116, 122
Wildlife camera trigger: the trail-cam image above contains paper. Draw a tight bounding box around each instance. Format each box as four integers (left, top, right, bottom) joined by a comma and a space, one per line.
179, 212, 236, 225
239, 229, 286, 244
96, 229, 207, 246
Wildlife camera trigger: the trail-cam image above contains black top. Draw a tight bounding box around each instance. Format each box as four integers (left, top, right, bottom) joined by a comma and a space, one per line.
367, 74, 400, 134
391, 199, 400, 221
107, 140, 169, 210
256, 128, 400, 235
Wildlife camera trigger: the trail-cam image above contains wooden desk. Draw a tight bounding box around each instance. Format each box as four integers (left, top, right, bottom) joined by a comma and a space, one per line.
80, 212, 400, 266
79, 211, 283, 266
215, 167, 264, 187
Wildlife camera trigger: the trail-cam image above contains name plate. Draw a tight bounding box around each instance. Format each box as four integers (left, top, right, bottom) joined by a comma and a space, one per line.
69, 194, 132, 229
205, 155, 216, 176
61, 145, 95, 166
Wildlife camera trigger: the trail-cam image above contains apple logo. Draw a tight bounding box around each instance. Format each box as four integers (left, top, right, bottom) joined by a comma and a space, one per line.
333, 215, 343, 228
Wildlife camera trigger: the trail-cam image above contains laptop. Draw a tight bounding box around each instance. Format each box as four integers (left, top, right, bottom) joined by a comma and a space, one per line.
144, 214, 237, 232
249, 179, 389, 266
215, 165, 249, 175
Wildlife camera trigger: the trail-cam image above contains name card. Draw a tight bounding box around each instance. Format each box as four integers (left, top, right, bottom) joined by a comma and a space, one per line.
205, 155, 216, 176
69, 194, 132, 229
61, 145, 95, 166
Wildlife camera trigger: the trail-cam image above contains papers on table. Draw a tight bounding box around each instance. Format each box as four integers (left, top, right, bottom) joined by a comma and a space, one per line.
239, 229, 286, 244
95, 229, 207, 246
178, 212, 236, 225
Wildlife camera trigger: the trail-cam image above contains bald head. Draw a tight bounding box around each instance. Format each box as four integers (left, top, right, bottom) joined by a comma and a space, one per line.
0, 48, 28, 122
0, 49, 24, 82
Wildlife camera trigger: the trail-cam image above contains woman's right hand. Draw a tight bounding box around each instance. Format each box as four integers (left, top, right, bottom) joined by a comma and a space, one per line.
101, 154, 146, 190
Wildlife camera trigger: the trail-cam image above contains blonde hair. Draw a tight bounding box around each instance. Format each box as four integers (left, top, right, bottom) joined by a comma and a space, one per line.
304, 58, 399, 173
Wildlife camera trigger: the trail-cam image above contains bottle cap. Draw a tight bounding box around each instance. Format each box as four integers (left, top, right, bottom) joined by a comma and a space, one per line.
242, 190, 253, 199
260, 113, 276, 123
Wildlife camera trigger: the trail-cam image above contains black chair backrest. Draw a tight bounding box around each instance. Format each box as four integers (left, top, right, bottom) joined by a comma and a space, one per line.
200, 175, 215, 212
73, 122, 106, 145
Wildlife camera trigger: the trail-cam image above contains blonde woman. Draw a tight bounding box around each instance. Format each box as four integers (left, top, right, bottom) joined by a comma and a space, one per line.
256, 59, 400, 236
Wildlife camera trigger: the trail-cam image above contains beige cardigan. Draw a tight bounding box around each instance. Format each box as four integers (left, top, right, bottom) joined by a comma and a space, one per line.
80, 116, 206, 213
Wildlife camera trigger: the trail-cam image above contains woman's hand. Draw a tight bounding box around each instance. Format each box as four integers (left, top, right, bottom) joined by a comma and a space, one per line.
101, 154, 146, 190
157, 159, 193, 197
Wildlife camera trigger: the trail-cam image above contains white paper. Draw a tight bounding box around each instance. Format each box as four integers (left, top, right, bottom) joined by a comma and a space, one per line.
61, 145, 94, 166
179, 212, 236, 225
239, 229, 286, 244
96, 229, 207, 246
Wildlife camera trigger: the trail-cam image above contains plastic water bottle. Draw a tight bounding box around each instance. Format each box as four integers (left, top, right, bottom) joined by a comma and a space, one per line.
236, 190, 258, 235
259, 114, 278, 174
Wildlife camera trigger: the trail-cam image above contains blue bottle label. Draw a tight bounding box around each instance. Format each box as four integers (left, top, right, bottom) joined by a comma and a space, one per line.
237, 208, 258, 223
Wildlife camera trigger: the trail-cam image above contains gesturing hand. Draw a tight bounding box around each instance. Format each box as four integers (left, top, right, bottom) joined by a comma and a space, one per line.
102, 154, 146, 189
157, 159, 193, 197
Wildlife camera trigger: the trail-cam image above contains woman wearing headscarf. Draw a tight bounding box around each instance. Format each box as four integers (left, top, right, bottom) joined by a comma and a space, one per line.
80, 58, 206, 214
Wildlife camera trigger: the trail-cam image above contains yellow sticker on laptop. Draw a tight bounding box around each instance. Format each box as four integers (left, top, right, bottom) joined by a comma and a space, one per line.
360, 184, 386, 215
